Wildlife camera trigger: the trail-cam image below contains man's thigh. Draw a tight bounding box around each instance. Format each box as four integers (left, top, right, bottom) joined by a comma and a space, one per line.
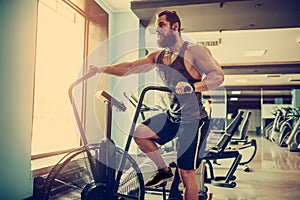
142, 112, 179, 145
177, 120, 204, 170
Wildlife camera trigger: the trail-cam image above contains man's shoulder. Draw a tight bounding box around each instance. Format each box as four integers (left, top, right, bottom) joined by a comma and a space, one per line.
147, 49, 164, 62
186, 42, 205, 50
186, 42, 211, 55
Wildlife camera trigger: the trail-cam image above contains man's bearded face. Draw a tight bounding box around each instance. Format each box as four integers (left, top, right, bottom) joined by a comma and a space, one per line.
157, 28, 176, 48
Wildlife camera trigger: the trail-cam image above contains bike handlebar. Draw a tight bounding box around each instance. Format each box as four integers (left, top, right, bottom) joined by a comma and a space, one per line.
68, 70, 97, 103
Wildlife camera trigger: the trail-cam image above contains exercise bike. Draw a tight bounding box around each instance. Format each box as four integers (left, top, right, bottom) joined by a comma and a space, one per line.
123, 91, 208, 200
278, 108, 300, 147
37, 70, 144, 199
270, 107, 287, 143
38, 70, 208, 200
286, 118, 300, 152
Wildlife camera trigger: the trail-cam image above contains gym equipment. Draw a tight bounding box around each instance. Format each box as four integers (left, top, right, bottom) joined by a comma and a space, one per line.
263, 106, 282, 140
265, 106, 299, 148
270, 107, 286, 143
209, 110, 257, 172
269, 107, 299, 145
37, 70, 209, 199
230, 111, 252, 144
229, 111, 257, 171
286, 118, 300, 152
203, 110, 244, 188
39, 70, 145, 199
278, 108, 300, 147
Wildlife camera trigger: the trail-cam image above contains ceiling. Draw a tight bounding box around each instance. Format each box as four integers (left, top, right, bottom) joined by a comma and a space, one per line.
98, 0, 300, 100
130, 0, 300, 31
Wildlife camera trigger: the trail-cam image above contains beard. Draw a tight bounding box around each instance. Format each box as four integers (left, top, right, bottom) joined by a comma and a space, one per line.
157, 31, 177, 48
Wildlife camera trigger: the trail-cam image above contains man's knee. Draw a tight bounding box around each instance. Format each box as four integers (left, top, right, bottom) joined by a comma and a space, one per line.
133, 124, 148, 145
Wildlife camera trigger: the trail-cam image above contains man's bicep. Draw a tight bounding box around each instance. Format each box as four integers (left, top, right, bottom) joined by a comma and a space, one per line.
130, 54, 156, 73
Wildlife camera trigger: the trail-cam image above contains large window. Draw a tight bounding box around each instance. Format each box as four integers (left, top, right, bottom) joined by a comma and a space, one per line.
32, 0, 85, 156
31, 0, 108, 163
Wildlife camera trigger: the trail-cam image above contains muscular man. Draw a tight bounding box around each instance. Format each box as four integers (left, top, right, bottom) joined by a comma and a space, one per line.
90, 10, 224, 200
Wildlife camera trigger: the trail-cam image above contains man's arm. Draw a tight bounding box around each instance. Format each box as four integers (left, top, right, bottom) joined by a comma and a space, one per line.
90, 51, 160, 76
190, 44, 224, 92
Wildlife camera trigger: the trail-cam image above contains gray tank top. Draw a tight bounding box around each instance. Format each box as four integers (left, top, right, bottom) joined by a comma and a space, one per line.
156, 41, 208, 122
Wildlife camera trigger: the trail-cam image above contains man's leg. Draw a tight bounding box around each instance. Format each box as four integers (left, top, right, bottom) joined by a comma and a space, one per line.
134, 124, 174, 187
133, 124, 168, 170
179, 169, 198, 200
133, 113, 178, 187
176, 120, 206, 199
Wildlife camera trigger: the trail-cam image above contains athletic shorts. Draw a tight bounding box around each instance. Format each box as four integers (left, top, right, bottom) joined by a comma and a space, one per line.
142, 112, 210, 170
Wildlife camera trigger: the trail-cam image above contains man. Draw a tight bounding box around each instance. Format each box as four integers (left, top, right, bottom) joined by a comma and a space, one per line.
90, 10, 224, 200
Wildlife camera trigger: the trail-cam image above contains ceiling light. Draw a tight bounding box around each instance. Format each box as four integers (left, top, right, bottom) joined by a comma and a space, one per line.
231, 90, 241, 95
230, 97, 239, 101
244, 50, 267, 57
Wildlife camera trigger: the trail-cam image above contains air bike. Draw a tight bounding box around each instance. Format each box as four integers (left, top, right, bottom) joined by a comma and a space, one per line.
37, 70, 208, 200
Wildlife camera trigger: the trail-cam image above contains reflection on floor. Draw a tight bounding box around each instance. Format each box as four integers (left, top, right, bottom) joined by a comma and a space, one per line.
146, 135, 300, 200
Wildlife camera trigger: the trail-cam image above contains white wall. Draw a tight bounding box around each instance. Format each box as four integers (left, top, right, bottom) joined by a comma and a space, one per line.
0, 0, 37, 198
93, 1, 142, 149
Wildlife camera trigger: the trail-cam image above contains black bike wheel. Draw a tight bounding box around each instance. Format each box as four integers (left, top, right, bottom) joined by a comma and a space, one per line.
42, 144, 144, 200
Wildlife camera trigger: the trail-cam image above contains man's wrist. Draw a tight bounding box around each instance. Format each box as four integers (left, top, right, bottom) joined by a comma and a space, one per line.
98, 66, 105, 73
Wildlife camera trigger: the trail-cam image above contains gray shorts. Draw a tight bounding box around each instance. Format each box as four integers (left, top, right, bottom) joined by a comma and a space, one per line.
142, 112, 210, 170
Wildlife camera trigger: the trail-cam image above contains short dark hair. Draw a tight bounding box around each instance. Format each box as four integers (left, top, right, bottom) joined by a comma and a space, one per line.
158, 10, 181, 35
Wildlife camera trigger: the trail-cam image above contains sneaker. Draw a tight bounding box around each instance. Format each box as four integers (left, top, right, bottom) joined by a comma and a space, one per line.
145, 167, 173, 188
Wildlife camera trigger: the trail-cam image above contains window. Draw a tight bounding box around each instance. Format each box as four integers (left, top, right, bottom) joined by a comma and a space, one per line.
32, 0, 85, 157
32, 0, 109, 163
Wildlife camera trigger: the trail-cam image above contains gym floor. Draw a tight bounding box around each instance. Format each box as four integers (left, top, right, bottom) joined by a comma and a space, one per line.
145, 135, 300, 200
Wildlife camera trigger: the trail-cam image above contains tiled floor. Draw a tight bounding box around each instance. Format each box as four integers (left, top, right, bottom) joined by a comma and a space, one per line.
145, 135, 300, 200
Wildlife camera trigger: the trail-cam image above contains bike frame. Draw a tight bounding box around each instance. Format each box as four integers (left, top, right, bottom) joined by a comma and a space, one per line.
113, 85, 171, 193
68, 70, 99, 181
68, 71, 172, 197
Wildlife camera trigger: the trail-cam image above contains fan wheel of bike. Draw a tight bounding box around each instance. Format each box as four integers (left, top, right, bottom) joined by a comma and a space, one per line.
42, 144, 145, 200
